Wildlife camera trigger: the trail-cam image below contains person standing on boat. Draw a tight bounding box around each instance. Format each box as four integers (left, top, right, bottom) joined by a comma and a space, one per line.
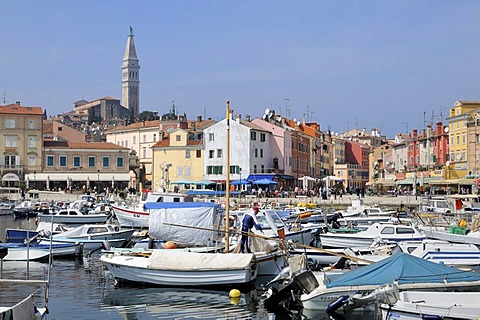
240, 206, 263, 253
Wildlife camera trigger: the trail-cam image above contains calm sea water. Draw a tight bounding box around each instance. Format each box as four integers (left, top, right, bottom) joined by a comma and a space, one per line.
0, 216, 373, 320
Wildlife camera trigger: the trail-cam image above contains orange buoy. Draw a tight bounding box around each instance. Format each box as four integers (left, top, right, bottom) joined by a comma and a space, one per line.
164, 241, 177, 249
299, 212, 313, 219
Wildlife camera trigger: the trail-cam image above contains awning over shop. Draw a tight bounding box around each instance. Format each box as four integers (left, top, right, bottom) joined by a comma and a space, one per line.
428, 179, 460, 185
396, 179, 414, 185
246, 174, 276, 182
25, 172, 131, 182
1, 173, 20, 182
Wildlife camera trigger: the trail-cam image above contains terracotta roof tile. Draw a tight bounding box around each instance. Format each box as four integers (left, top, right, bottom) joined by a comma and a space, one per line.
107, 120, 160, 132
0, 104, 43, 115
44, 141, 128, 150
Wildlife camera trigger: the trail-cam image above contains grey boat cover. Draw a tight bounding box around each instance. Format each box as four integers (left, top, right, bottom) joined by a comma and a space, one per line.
147, 250, 255, 271
147, 202, 220, 246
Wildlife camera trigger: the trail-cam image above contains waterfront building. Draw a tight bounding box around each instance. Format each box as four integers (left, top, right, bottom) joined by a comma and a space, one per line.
0, 102, 43, 187
151, 128, 207, 191
446, 100, 480, 179
25, 141, 131, 191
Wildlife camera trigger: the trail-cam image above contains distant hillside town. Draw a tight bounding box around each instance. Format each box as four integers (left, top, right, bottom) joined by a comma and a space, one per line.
2, 27, 479, 197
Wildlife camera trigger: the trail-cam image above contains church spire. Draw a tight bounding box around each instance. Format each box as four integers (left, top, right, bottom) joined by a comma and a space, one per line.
122, 26, 140, 120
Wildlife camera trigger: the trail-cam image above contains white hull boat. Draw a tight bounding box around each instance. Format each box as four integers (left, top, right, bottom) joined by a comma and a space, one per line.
422, 226, 480, 246
0, 242, 82, 261
100, 250, 258, 287
0, 280, 48, 319
300, 253, 480, 310
38, 209, 109, 224
112, 190, 193, 228
380, 291, 480, 320
320, 223, 424, 248
39, 223, 135, 252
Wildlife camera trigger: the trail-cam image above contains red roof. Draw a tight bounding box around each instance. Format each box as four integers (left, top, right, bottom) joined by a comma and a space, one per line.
0, 104, 43, 115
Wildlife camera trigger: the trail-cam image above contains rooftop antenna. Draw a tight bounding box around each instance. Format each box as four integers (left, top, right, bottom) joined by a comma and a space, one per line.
2, 91, 5, 106
306, 105, 314, 122
283, 98, 290, 119
171, 100, 176, 115
354, 118, 359, 132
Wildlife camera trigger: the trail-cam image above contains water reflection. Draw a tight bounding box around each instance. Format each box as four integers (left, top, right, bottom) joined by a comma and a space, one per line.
102, 287, 262, 319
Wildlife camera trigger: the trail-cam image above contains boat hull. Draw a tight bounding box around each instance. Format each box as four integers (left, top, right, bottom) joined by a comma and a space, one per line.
100, 251, 258, 287
112, 205, 149, 228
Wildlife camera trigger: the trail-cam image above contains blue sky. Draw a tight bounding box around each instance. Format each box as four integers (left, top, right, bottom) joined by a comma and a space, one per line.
2, 1, 480, 138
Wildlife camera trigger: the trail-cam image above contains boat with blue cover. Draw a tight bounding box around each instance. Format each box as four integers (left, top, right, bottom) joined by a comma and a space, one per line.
300, 252, 480, 310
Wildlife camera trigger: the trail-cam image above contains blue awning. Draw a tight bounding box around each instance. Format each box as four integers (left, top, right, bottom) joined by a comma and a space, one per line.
246, 174, 275, 182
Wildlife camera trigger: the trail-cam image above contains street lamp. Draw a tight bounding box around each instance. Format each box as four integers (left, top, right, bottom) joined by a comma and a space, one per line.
97, 170, 100, 190
33, 171, 36, 190
239, 167, 242, 195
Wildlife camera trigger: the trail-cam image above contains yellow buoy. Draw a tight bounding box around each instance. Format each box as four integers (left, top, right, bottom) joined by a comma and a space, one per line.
229, 289, 241, 298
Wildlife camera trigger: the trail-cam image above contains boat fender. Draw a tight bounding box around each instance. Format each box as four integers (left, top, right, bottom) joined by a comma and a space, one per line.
326, 295, 349, 313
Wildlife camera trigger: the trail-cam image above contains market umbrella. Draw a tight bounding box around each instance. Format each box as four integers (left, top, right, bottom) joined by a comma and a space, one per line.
230, 179, 251, 185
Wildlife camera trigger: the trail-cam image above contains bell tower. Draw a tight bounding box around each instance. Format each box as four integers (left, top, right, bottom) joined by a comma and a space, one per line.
122, 26, 140, 120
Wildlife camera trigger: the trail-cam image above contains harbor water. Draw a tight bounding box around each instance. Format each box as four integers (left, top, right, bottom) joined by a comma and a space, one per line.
1, 215, 374, 320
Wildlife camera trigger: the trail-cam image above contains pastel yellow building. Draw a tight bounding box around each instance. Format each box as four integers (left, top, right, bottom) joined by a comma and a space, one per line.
152, 128, 205, 191
446, 101, 480, 178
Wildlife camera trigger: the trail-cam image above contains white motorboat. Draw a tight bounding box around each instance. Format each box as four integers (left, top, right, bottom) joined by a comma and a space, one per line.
39, 223, 135, 252
112, 189, 194, 228
380, 291, 480, 320
100, 250, 259, 287
337, 198, 397, 218
319, 222, 424, 248
37, 208, 109, 224
0, 242, 82, 261
300, 253, 480, 311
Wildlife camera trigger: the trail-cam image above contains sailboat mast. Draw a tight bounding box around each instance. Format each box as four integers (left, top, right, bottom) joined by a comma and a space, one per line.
225, 100, 231, 252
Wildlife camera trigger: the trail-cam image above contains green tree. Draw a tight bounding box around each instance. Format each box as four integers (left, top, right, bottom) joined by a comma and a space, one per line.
137, 111, 159, 121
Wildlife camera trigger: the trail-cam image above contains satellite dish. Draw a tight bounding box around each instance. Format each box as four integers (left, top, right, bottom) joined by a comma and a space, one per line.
264, 108, 270, 116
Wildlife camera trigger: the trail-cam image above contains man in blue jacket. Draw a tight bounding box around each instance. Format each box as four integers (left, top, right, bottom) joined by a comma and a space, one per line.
240, 206, 263, 253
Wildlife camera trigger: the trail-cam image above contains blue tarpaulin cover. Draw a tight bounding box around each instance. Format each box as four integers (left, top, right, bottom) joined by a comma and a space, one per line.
326, 252, 480, 288
144, 202, 219, 209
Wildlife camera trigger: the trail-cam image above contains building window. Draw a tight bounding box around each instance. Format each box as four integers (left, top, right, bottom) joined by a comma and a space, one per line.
260, 133, 266, 142
185, 167, 191, 176
28, 136, 36, 148
177, 167, 183, 176
196, 150, 201, 158
209, 150, 214, 158
102, 156, 110, 167
47, 155, 54, 167
88, 156, 95, 167
255, 149, 258, 157
253, 165, 257, 173
73, 156, 81, 167
117, 157, 124, 167
125, 140, 128, 148
206, 165, 223, 174
208, 133, 214, 142
28, 155, 36, 166
261, 165, 265, 173
462, 133, 466, 144
133, 136, 136, 144
176, 135, 181, 142
251, 131, 257, 141
29, 120, 36, 129
456, 135, 460, 145
143, 135, 147, 143
4, 119, 15, 129
60, 155, 67, 167
260, 149, 264, 158
5, 155, 17, 166
461, 150, 466, 161
185, 150, 191, 158
4, 135, 17, 147
217, 149, 223, 158
142, 147, 146, 158
153, 134, 157, 142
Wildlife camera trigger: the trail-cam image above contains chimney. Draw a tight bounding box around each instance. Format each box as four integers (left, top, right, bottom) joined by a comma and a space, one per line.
236, 114, 241, 123
245, 114, 251, 121
197, 115, 202, 122
142, 120, 145, 127
15, 101, 20, 105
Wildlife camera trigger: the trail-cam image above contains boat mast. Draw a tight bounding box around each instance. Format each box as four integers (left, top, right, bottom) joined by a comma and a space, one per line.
225, 100, 231, 252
